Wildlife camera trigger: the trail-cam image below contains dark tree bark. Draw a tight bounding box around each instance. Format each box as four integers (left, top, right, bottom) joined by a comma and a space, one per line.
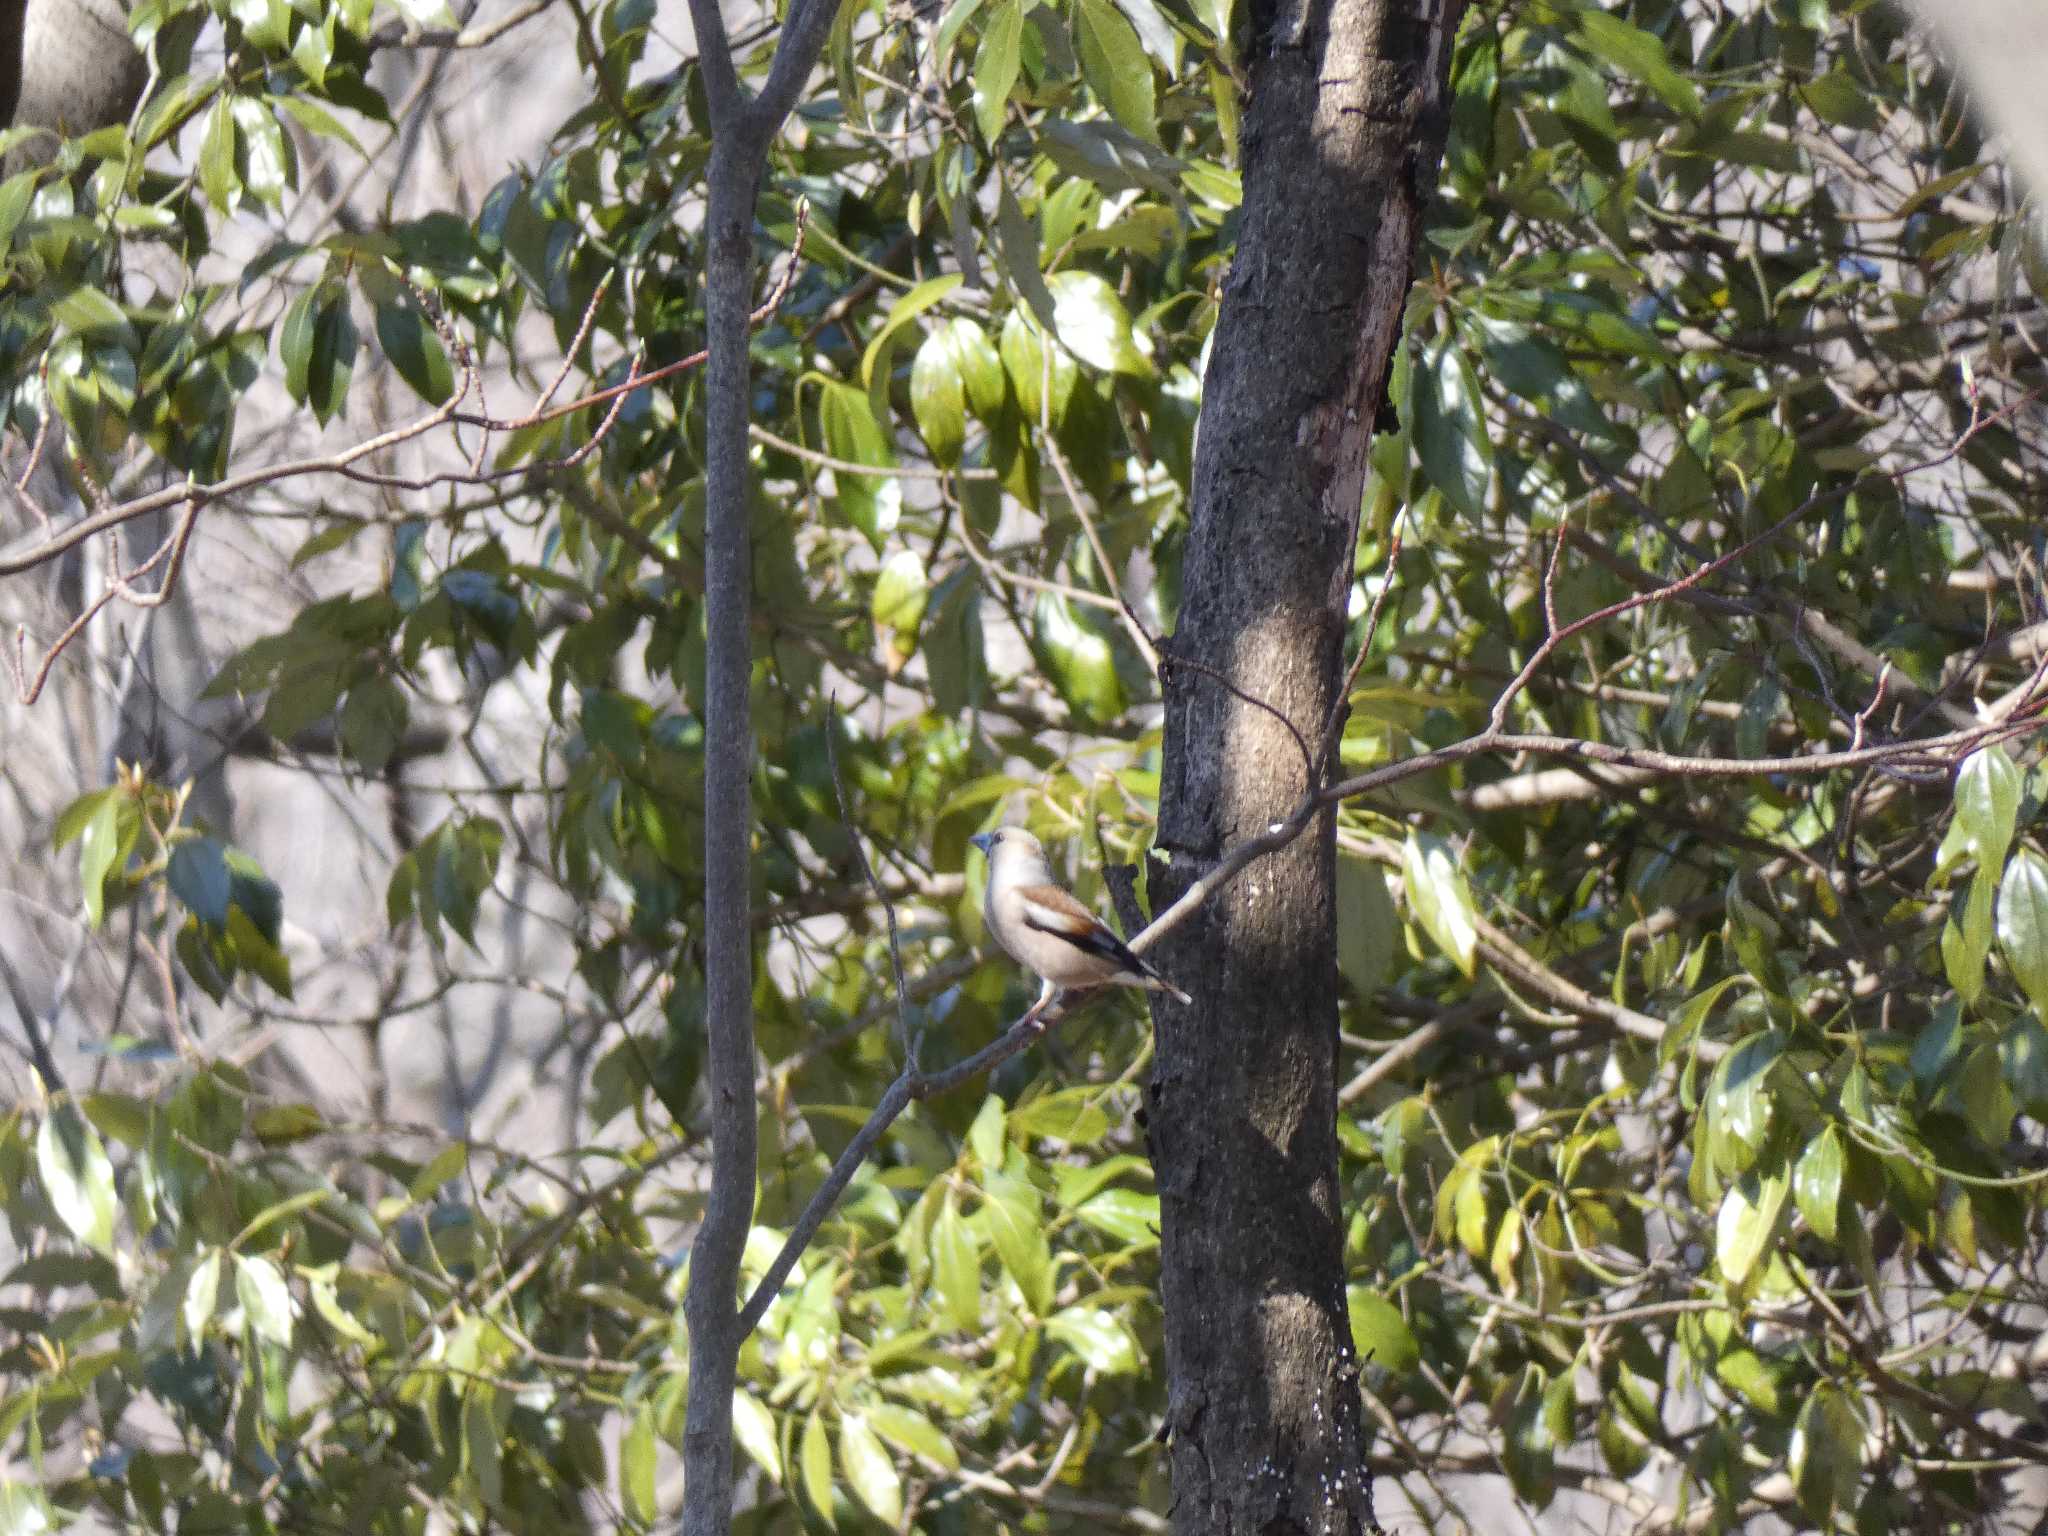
0, 0, 22, 129
1148, 2, 1467, 1532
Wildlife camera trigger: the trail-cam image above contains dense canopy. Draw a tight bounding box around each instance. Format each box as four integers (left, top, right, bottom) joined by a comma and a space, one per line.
5, 0, 2048, 1532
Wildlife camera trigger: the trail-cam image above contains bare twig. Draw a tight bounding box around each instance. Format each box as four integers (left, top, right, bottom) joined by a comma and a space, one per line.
0, 210, 810, 701
821, 697, 917, 1065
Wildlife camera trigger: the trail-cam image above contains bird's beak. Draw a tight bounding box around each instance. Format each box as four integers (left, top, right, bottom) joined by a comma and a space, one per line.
969, 832, 995, 856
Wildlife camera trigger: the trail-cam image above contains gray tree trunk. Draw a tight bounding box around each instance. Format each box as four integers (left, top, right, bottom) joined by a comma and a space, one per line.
5, 0, 147, 171
1148, 2, 1466, 1532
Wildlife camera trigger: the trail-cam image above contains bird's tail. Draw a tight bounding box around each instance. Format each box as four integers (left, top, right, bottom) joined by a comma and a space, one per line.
1138, 962, 1191, 1006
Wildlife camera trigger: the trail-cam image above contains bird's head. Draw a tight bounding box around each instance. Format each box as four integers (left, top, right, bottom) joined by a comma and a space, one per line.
971, 827, 1052, 882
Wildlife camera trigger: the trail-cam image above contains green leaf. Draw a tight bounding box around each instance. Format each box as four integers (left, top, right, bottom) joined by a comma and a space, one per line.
291, 15, 335, 84
1337, 854, 1397, 994
168, 837, 233, 927
185, 1248, 223, 1339
931, 1199, 982, 1329
967, 1094, 1007, 1167
1714, 1348, 1781, 1415
1954, 744, 2021, 873
77, 793, 136, 928
621, 1401, 657, 1524
199, 94, 240, 213
1403, 832, 1477, 977
375, 302, 454, 404
977, 1172, 1053, 1314
305, 1263, 375, 1345
871, 549, 929, 674
1032, 590, 1126, 722
1074, 0, 1156, 140
274, 93, 366, 155
818, 380, 899, 550
1705, 1029, 1782, 1176
252, 1102, 326, 1143
1572, 11, 1700, 117
229, 96, 293, 206
971, 0, 1024, 142
732, 1391, 780, 1481
1945, 871, 1997, 1006
51, 285, 137, 350
341, 674, 409, 774
838, 1413, 903, 1527
1715, 1163, 1789, 1284
862, 272, 962, 386
1792, 1126, 1842, 1244
1346, 1287, 1420, 1374
867, 1403, 958, 1470
1500, 1365, 1558, 1505
1998, 849, 2048, 1019
1789, 1385, 1863, 1523
1045, 1304, 1140, 1374
910, 327, 968, 467
1048, 270, 1152, 377
1911, 997, 1963, 1086
1412, 338, 1491, 518
0, 169, 37, 251
52, 787, 118, 852
35, 1112, 118, 1255
279, 283, 357, 426
1008, 1087, 1111, 1145
234, 1253, 295, 1345
1074, 1187, 1159, 1246
801, 1409, 836, 1526
410, 1141, 469, 1202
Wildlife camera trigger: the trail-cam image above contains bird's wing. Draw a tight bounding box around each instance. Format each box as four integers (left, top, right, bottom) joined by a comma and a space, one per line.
1015, 884, 1142, 970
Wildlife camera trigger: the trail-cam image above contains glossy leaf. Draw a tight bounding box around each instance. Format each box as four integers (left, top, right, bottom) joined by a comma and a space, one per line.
838, 1413, 903, 1527
1412, 338, 1491, 518
235, 1254, 295, 1345
35, 1113, 117, 1255
1045, 1304, 1140, 1374
1790, 1385, 1863, 1523
1403, 832, 1477, 977
1998, 848, 2048, 1019
1074, 0, 1156, 140
971, 0, 1024, 142
1792, 1126, 1842, 1244
1716, 1163, 1789, 1284
1346, 1287, 1419, 1374
818, 380, 900, 550
1049, 270, 1153, 377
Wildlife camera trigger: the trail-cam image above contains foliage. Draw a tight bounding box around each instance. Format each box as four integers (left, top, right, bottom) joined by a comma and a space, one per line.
6, 0, 2048, 1532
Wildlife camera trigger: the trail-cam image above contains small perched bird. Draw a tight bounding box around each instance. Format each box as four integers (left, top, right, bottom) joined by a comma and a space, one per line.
970, 828, 1191, 1023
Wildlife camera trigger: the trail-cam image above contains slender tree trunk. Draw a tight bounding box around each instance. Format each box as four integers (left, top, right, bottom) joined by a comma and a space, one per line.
674, 0, 837, 1526
1148, 3, 1466, 1532
680, 135, 766, 1536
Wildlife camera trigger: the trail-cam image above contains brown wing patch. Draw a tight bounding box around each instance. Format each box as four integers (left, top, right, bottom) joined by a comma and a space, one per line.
1013, 883, 1100, 935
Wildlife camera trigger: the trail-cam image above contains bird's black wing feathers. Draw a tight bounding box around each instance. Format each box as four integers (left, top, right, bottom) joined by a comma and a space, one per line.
1015, 887, 1157, 977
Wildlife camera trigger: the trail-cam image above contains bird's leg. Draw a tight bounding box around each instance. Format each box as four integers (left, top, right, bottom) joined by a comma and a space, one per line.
1020, 977, 1059, 1029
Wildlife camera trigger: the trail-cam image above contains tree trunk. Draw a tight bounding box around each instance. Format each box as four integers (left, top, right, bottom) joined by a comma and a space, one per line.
1148, 3, 1466, 1532
680, 135, 767, 1536
5, 0, 149, 173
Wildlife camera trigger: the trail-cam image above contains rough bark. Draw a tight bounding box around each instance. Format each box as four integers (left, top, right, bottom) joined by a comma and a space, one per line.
1147, 2, 1466, 1533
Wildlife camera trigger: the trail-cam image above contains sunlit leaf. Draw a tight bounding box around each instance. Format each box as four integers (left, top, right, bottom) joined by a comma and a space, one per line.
838, 1413, 902, 1527
36, 1112, 118, 1255
1403, 832, 1477, 977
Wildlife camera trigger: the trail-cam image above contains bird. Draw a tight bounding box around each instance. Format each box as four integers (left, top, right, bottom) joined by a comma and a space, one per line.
970, 827, 1191, 1024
